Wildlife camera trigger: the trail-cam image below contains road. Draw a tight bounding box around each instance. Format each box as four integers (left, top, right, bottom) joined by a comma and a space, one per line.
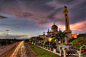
0, 42, 20, 57
10, 41, 29, 57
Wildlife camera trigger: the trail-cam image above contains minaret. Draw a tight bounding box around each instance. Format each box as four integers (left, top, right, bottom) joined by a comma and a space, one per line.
64, 6, 72, 44
64, 6, 71, 33
43, 32, 45, 35
54, 22, 55, 25
47, 29, 49, 36
48, 29, 49, 32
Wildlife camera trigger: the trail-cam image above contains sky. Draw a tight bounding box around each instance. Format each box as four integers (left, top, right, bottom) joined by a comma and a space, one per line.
0, 0, 86, 39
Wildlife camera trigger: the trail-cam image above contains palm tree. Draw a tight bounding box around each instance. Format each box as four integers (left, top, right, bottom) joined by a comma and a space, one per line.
54, 30, 67, 49
36, 37, 44, 44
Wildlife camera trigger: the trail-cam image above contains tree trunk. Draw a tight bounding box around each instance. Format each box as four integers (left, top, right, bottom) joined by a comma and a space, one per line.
62, 39, 63, 48
56, 39, 58, 49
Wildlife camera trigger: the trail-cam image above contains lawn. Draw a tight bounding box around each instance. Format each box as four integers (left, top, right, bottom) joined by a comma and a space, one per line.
28, 44, 60, 57
24, 43, 31, 57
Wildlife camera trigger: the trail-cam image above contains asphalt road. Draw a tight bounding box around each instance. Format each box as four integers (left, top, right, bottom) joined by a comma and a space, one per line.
11, 41, 29, 57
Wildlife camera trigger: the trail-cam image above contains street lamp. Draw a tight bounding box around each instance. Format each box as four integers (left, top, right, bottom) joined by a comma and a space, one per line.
15, 35, 17, 39
5, 30, 10, 56
49, 38, 52, 47
5, 30, 10, 45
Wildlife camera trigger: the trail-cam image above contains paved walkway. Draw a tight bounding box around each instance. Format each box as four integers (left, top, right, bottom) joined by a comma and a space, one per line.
25, 43, 36, 57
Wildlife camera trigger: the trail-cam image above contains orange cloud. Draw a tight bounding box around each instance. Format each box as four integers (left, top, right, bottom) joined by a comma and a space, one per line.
57, 21, 86, 31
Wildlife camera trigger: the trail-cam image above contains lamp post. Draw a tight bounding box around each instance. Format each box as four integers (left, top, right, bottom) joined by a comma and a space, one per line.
5, 30, 10, 45
5, 30, 10, 56
49, 38, 52, 47
15, 35, 17, 39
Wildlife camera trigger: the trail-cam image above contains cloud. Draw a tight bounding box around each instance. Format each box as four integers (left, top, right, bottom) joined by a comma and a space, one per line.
0, 16, 8, 19
57, 20, 86, 32
46, 0, 86, 24
40, 27, 47, 30
27, 22, 34, 25
0, 34, 28, 39
3, 7, 33, 18
16, 27, 20, 28
0, 0, 86, 30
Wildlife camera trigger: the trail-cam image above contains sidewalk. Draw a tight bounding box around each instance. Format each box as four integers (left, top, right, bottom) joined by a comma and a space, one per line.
25, 43, 37, 57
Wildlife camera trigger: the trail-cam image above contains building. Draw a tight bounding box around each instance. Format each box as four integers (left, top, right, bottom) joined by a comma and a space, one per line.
72, 34, 77, 38
39, 23, 58, 41
39, 6, 76, 44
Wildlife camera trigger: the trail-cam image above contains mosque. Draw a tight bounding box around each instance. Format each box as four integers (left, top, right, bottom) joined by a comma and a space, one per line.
39, 6, 77, 44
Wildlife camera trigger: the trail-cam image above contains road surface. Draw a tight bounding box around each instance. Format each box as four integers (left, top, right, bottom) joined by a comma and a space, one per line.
10, 41, 29, 57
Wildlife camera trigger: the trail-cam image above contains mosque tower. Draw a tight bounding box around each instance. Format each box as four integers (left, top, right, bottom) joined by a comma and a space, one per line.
64, 6, 72, 44
64, 6, 71, 33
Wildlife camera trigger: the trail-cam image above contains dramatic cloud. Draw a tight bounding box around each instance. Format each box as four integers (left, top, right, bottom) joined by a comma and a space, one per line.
0, 0, 86, 34
57, 20, 86, 32
0, 16, 8, 19
3, 8, 32, 18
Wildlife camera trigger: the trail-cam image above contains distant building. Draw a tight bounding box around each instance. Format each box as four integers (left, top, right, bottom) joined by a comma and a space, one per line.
72, 34, 77, 38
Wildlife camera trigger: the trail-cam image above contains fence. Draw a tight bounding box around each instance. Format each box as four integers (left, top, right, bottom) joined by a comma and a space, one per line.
36, 45, 61, 56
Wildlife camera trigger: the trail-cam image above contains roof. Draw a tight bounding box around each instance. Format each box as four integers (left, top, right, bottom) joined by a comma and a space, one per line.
51, 24, 58, 29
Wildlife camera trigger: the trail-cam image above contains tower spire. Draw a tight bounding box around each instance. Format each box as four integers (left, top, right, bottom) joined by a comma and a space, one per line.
48, 29, 49, 32
64, 6, 71, 33
54, 22, 55, 25
59, 28, 61, 31
43, 32, 45, 35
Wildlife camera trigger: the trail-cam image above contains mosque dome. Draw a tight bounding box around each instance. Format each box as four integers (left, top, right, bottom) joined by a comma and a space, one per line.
51, 23, 58, 29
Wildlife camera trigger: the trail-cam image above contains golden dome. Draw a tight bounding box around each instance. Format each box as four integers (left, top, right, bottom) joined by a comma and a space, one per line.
51, 23, 58, 29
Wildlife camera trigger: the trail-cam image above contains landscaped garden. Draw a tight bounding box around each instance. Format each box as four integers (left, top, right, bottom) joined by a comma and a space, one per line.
27, 43, 60, 57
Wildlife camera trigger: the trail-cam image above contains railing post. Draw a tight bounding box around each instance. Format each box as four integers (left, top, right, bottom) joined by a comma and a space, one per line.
64, 48, 67, 57
53, 48, 56, 53
50, 48, 51, 51
60, 47, 62, 56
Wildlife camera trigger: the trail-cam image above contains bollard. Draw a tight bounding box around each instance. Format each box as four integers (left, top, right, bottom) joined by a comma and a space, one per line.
60, 47, 62, 56
53, 49, 56, 53
64, 48, 67, 57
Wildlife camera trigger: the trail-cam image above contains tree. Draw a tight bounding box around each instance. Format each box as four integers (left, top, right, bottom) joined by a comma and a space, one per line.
72, 36, 86, 49
78, 21, 86, 38
50, 39, 56, 48
54, 30, 67, 49
68, 38, 75, 43
77, 34, 86, 38
35, 37, 44, 44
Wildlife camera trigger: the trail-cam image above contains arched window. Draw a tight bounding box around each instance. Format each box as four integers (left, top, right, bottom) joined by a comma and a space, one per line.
65, 14, 67, 16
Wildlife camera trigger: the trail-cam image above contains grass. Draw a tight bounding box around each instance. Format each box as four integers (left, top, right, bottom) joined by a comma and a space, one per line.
24, 43, 31, 57
27, 43, 60, 57
3, 45, 17, 57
